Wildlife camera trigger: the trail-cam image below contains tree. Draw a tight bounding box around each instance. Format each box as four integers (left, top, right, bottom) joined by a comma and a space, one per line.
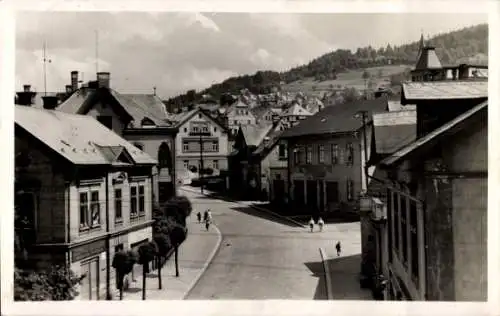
164, 195, 193, 227
138, 242, 157, 300
14, 266, 84, 301
112, 251, 138, 300
169, 224, 188, 277
153, 234, 172, 290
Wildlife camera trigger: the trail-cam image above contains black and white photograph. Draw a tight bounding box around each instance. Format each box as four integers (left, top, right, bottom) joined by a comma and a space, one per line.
1, 1, 498, 315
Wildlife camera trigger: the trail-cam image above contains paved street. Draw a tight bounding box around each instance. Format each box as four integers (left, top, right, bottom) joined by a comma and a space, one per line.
180, 187, 369, 300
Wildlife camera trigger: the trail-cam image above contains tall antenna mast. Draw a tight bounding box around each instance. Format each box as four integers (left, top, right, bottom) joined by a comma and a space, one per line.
42, 40, 52, 96
95, 30, 99, 78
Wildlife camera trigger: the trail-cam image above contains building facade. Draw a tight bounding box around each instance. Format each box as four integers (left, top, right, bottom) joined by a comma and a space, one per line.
226, 99, 257, 135
15, 105, 157, 300
54, 72, 178, 205
172, 108, 229, 182
280, 97, 388, 216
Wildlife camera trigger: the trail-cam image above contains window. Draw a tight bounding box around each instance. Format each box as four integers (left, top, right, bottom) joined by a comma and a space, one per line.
214, 127, 217, 133
183, 160, 189, 169
198, 113, 202, 119
202, 126, 209, 133
79, 190, 100, 230
293, 147, 300, 165
115, 244, 124, 253
346, 143, 354, 165
79, 192, 89, 229
234, 120, 238, 125
130, 186, 138, 218
346, 179, 354, 201
114, 188, 123, 223
133, 142, 144, 151
212, 141, 219, 152
158, 142, 172, 169
278, 144, 287, 159
393, 192, 400, 255
183, 141, 189, 152
306, 146, 312, 164
97, 115, 113, 130
213, 160, 219, 169
138, 185, 145, 216
247, 120, 251, 124
331, 144, 339, 164
318, 145, 325, 164
184, 127, 187, 133
401, 195, 408, 265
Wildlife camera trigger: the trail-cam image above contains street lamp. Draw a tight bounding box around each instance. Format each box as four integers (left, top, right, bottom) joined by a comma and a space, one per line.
354, 110, 369, 190
190, 130, 211, 194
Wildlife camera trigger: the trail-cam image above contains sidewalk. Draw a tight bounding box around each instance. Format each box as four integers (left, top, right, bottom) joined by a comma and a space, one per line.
320, 247, 373, 300
180, 186, 306, 228
115, 216, 222, 300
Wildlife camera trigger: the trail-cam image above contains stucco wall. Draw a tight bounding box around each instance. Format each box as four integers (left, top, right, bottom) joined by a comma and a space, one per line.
175, 111, 229, 177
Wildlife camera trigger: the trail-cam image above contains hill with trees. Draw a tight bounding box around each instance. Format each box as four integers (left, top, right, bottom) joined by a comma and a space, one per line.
164, 23, 487, 108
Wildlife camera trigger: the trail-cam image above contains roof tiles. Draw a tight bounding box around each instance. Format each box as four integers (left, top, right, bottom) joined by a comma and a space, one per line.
15, 105, 157, 166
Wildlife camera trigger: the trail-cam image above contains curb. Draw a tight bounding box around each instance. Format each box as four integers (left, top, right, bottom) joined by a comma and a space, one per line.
319, 247, 333, 300
180, 186, 306, 228
181, 222, 223, 299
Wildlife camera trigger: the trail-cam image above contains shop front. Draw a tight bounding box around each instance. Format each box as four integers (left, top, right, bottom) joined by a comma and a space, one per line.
71, 238, 107, 300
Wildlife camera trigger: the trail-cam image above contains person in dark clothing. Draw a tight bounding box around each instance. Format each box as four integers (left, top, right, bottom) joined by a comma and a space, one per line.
205, 217, 211, 231
335, 241, 341, 256
197, 212, 202, 223
203, 210, 208, 223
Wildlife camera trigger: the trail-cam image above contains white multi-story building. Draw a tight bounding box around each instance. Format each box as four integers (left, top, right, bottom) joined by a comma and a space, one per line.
171, 108, 229, 181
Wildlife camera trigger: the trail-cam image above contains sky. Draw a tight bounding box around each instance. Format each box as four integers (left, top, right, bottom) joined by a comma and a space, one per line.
15, 12, 487, 99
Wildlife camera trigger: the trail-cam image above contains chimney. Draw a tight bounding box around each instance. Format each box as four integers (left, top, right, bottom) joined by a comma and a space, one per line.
88, 81, 99, 89
71, 71, 79, 91
458, 64, 469, 80
96, 72, 110, 88
16, 85, 37, 106
42, 96, 59, 110
65, 85, 73, 94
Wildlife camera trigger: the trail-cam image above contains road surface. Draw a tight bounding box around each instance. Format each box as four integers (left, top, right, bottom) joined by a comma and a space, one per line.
181, 188, 366, 300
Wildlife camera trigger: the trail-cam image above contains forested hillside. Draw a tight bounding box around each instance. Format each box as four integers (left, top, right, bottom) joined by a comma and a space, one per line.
165, 24, 487, 106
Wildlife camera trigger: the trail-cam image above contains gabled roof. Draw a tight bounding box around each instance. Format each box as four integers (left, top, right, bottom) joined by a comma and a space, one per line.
253, 122, 284, 157
372, 110, 417, 154
15, 105, 157, 166
281, 97, 389, 138
379, 100, 487, 167
57, 87, 171, 127
281, 103, 312, 117
401, 80, 488, 103
170, 108, 228, 132
387, 101, 416, 112
121, 94, 171, 123
240, 122, 274, 147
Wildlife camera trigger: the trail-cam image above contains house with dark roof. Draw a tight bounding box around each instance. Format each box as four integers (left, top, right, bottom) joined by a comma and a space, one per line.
361, 42, 488, 302
226, 99, 257, 136
169, 107, 230, 183
15, 104, 158, 300
53, 72, 178, 205
227, 120, 288, 201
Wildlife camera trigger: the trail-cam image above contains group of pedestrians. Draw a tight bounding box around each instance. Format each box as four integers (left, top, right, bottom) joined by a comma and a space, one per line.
196, 209, 212, 231
307, 217, 342, 256
308, 217, 325, 232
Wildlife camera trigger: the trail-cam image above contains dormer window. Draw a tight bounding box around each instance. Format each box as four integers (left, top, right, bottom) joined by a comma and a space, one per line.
141, 117, 155, 127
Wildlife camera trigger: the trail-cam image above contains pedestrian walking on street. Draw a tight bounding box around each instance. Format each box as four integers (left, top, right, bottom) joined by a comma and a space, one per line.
207, 209, 212, 222
317, 217, 325, 232
335, 241, 342, 256
205, 217, 211, 231
197, 212, 202, 223
308, 217, 315, 233
203, 210, 208, 223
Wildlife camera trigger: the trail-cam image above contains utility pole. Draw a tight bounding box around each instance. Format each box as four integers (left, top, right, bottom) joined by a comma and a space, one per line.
355, 110, 369, 191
